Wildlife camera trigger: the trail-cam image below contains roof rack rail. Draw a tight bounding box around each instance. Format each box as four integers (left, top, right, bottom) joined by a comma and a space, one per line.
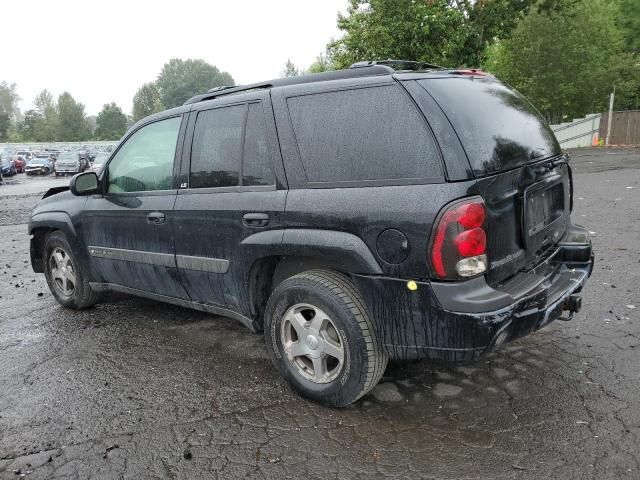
183, 65, 394, 105
207, 85, 235, 93
350, 60, 444, 71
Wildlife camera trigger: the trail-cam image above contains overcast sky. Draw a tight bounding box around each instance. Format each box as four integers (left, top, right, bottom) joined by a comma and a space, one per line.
2, 0, 347, 116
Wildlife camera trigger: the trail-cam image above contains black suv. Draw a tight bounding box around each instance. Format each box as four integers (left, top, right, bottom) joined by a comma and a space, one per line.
29, 62, 594, 406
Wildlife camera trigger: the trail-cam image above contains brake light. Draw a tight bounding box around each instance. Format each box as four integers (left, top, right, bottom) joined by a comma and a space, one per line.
430, 198, 488, 279
449, 69, 488, 76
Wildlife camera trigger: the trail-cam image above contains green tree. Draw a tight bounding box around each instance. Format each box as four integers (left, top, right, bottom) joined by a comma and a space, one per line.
0, 112, 10, 141
132, 82, 163, 122
484, 0, 639, 122
307, 53, 335, 73
94, 102, 128, 140
453, 0, 533, 67
616, 0, 640, 53
19, 110, 44, 141
281, 59, 300, 77
32, 89, 58, 141
56, 92, 91, 141
0, 81, 20, 139
327, 0, 467, 69
156, 59, 235, 108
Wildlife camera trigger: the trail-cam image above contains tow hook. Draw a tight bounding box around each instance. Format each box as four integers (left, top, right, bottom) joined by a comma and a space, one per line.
559, 294, 582, 321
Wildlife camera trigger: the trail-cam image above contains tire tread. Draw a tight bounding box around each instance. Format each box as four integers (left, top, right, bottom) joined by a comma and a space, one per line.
274, 269, 388, 403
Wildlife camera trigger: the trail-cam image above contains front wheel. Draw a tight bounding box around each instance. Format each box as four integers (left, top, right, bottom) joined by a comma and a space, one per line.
264, 269, 388, 407
43, 231, 101, 309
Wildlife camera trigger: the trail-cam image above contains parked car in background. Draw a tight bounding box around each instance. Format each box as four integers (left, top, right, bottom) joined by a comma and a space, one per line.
77, 150, 91, 169
0, 156, 17, 176
15, 150, 33, 161
55, 152, 86, 176
13, 155, 26, 173
91, 152, 109, 174
44, 149, 60, 160
25, 157, 53, 176
34, 152, 55, 168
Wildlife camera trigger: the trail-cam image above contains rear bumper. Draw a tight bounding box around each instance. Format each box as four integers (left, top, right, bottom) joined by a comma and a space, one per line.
352, 224, 593, 363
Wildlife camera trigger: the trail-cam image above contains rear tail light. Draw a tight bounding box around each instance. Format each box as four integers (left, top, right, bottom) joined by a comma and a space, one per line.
429, 197, 488, 280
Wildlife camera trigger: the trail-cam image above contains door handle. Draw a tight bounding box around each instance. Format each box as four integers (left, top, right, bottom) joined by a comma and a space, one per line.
242, 212, 269, 227
147, 212, 166, 225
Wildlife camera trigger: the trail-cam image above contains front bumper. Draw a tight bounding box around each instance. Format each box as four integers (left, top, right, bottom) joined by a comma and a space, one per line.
352, 224, 594, 363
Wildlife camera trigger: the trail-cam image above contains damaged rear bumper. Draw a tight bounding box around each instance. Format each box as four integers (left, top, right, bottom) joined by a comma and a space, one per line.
352, 226, 594, 363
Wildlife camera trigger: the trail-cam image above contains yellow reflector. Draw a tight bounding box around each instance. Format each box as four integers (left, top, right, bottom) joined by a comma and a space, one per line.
407, 280, 418, 291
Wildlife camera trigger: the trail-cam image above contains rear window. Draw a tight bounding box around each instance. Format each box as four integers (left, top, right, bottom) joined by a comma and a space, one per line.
418, 78, 560, 176
287, 85, 442, 184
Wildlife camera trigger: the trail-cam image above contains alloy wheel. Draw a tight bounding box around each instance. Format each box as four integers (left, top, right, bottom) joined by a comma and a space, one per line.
280, 303, 345, 384
49, 247, 76, 297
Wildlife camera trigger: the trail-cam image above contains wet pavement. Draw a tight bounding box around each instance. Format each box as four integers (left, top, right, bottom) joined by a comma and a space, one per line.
0, 149, 638, 479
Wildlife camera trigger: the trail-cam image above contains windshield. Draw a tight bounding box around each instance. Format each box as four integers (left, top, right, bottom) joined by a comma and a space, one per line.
58, 154, 77, 161
28, 159, 45, 165
418, 77, 561, 176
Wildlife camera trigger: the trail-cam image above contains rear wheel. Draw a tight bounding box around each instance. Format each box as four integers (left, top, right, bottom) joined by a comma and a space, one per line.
264, 269, 387, 407
43, 231, 101, 309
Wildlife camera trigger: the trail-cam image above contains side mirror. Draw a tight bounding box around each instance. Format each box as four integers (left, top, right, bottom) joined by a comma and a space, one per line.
70, 171, 99, 196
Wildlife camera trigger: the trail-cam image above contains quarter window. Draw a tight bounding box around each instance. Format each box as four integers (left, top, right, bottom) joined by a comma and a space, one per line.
287, 85, 442, 184
107, 116, 181, 193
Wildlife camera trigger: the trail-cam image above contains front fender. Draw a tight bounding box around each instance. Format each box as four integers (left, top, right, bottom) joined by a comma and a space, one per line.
28, 212, 95, 278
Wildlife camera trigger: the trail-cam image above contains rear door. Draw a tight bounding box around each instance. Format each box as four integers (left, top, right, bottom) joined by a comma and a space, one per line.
81, 114, 190, 299
413, 76, 569, 284
173, 91, 286, 315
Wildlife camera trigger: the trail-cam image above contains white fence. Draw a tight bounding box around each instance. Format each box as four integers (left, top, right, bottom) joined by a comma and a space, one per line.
550, 114, 601, 148
1, 141, 117, 151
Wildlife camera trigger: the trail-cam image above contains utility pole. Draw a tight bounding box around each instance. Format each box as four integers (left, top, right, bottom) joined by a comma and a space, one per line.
605, 86, 615, 145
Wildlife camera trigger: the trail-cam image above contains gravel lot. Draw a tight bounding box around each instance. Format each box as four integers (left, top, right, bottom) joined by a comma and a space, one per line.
0, 148, 638, 479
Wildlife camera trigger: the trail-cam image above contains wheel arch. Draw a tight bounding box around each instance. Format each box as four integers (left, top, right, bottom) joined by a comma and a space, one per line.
29, 213, 94, 278
242, 228, 382, 328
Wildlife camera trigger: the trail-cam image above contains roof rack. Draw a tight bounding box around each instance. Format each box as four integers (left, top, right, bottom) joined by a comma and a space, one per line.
183, 65, 394, 105
207, 85, 235, 93
350, 60, 444, 70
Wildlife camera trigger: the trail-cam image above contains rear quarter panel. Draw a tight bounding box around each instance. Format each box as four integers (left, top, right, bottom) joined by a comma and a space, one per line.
283, 183, 475, 278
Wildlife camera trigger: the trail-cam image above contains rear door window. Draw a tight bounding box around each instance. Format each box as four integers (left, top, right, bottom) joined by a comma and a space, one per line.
189, 102, 275, 188
418, 78, 561, 176
190, 105, 244, 189
242, 103, 275, 186
286, 85, 442, 185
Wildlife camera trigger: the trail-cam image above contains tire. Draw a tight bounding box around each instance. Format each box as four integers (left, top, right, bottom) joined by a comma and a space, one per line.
264, 269, 388, 407
43, 231, 101, 309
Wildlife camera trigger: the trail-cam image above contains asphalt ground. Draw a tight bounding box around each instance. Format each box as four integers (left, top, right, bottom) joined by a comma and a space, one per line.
0, 147, 638, 479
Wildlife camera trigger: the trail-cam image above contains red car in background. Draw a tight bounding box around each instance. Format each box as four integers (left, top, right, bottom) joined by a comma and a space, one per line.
13, 155, 26, 173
